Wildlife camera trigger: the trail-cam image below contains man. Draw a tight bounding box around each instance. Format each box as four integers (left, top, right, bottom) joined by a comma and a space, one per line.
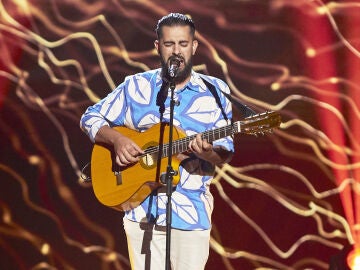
80, 13, 234, 270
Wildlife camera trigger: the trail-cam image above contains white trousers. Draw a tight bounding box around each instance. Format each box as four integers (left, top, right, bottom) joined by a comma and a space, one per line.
123, 218, 210, 270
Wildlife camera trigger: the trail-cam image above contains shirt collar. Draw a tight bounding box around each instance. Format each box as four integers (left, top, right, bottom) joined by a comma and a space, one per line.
155, 69, 208, 93
177, 71, 208, 93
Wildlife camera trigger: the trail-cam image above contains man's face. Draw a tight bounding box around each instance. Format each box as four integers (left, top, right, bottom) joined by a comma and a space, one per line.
154, 25, 198, 83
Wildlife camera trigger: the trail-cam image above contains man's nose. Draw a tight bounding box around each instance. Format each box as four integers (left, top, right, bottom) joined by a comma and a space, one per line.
172, 44, 181, 55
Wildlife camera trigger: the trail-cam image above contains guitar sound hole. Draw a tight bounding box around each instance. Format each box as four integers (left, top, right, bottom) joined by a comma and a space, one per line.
139, 143, 159, 169
142, 154, 155, 166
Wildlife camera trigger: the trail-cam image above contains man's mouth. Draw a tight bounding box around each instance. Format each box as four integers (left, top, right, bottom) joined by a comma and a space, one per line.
176, 58, 184, 67
172, 55, 184, 64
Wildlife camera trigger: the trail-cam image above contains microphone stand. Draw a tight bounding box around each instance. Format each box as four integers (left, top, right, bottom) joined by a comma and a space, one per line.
164, 76, 177, 270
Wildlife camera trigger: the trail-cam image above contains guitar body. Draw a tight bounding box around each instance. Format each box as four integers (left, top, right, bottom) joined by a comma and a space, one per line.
91, 123, 185, 211
90, 111, 281, 211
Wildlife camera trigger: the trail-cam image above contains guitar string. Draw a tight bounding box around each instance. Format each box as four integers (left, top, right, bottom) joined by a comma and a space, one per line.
140, 113, 280, 158
141, 124, 235, 158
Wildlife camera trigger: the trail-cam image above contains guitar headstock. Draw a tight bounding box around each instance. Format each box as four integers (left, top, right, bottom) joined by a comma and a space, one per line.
239, 111, 281, 136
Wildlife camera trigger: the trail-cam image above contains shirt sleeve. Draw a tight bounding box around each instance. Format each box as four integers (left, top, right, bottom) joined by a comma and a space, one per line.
79, 82, 127, 142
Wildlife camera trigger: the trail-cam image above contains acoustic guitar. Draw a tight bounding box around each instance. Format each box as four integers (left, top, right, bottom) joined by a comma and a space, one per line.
90, 111, 281, 211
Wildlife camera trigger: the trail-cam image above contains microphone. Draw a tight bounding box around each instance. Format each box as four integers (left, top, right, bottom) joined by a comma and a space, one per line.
168, 56, 180, 78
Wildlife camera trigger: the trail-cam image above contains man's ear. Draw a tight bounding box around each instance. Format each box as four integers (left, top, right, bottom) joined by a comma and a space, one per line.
154, 40, 159, 54
192, 39, 198, 55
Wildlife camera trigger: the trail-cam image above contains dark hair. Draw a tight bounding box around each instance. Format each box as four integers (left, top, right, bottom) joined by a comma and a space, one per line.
155, 13, 195, 39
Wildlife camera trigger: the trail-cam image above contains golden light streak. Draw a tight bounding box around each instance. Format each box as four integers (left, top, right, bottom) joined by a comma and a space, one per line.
1, 0, 360, 268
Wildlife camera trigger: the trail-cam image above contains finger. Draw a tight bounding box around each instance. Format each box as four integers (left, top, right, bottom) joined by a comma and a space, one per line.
115, 149, 139, 166
190, 137, 199, 149
195, 134, 203, 145
188, 139, 195, 152
127, 145, 142, 157
191, 134, 202, 149
123, 148, 140, 163
131, 143, 145, 155
116, 155, 128, 166
202, 141, 212, 152
115, 155, 122, 166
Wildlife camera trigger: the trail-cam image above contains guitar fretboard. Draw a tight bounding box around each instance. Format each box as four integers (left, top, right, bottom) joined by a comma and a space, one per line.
141, 111, 281, 159
143, 122, 240, 158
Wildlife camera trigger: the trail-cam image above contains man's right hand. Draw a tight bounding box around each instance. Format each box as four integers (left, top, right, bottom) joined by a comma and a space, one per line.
113, 134, 144, 166
95, 126, 144, 166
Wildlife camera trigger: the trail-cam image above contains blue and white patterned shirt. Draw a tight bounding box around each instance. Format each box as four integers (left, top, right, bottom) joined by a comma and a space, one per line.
80, 69, 234, 230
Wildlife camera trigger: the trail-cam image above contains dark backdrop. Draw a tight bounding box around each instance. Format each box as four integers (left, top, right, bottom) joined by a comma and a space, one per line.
1, 0, 359, 269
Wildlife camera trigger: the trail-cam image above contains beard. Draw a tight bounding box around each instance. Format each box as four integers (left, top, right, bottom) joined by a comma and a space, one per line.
160, 55, 193, 84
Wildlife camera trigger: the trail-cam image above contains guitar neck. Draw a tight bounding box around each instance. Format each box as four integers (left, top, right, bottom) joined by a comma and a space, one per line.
141, 111, 281, 159
158, 122, 240, 158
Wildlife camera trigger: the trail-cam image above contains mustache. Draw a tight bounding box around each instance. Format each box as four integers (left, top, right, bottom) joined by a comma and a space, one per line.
159, 53, 193, 83
169, 54, 184, 63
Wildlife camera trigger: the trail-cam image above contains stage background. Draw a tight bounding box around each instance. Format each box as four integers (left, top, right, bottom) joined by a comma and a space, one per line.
1, 0, 359, 269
